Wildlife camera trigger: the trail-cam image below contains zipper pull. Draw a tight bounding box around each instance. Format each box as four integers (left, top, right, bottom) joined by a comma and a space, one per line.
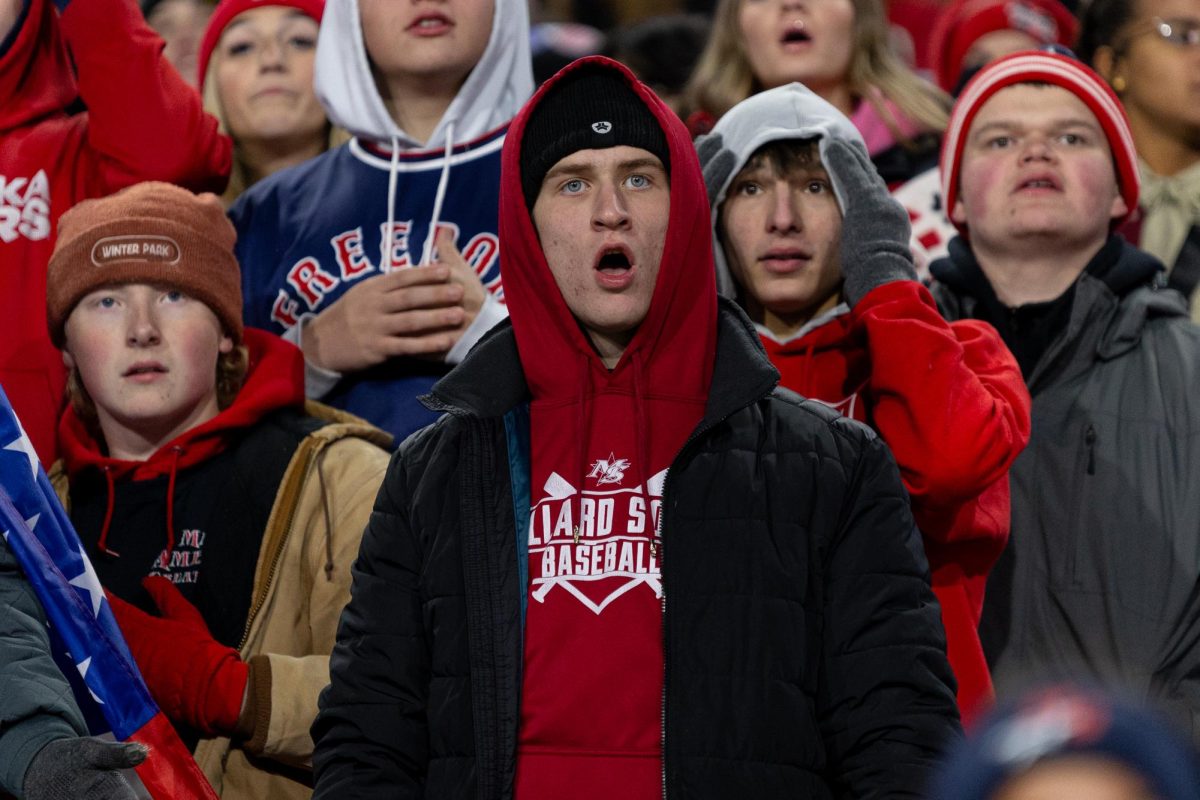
650, 539, 658, 559
573, 525, 580, 545
1085, 424, 1097, 475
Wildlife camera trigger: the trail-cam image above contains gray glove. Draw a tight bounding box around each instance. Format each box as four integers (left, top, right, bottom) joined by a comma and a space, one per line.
695, 132, 735, 206
23, 737, 146, 800
823, 138, 918, 307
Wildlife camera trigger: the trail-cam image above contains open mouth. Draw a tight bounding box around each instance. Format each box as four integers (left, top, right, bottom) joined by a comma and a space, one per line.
410, 12, 452, 31
595, 247, 633, 273
1015, 175, 1061, 192
781, 24, 811, 45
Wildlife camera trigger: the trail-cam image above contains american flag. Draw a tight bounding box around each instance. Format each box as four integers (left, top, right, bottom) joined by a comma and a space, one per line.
0, 385, 217, 799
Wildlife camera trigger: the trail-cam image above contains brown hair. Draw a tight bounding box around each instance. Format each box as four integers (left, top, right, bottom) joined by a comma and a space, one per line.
67, 345, 250, 444
683, 0, 950, 143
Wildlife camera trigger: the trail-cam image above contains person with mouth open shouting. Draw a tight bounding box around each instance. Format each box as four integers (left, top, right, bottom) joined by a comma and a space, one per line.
696, 82, 1031, 724
311, 56, 961, 800
930, 51, 1200, 742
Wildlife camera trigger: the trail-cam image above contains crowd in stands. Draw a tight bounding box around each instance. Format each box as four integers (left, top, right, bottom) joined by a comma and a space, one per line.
2, 0, 1200, 796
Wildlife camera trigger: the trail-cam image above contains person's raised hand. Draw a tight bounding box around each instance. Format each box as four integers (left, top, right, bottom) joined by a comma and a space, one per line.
823, 138, 917, 307
301, 264, 466, 372
23, 737, 146, 800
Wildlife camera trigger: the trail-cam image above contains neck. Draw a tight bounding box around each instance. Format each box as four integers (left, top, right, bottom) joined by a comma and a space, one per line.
587, 329, 633, 370
373, 69, 462, 144
235, 131, 327, 188
1127, 105, 1200, 177
747, 291, 841, 340
97, 399, 221, 462
971, 235, 1105, 307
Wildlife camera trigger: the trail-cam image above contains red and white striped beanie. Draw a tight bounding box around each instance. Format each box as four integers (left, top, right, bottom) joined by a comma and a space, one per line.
940, 51, 1140, 233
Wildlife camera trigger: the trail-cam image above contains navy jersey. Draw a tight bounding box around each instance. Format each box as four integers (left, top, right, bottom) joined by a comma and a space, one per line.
231, 127, 507, 443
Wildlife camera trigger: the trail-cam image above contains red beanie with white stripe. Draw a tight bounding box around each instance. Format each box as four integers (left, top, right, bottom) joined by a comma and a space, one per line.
940, 51, 1140, 233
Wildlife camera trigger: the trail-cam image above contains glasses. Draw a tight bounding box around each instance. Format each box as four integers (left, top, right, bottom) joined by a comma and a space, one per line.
1117, 16, 1200, 50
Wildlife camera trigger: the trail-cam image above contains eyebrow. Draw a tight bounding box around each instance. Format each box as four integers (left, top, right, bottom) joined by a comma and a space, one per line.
970, 117, 1103, 139
542, 157, 666, 184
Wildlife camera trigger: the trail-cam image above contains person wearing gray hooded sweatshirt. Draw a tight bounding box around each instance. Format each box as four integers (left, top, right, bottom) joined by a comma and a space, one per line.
695, 83, 1031, 724
229, 0, 533, 444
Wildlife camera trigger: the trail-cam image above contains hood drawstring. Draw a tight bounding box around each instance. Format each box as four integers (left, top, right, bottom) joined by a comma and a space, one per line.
421, 120, 457, 266
573, 354, 591, 545
163, 446, 184, 564
385, 135, 401, 270
802, 341, 816, 393
96, 466, 119, 557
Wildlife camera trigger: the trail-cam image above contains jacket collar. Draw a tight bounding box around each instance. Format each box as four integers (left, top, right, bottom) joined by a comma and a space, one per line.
427, 297, 779, 427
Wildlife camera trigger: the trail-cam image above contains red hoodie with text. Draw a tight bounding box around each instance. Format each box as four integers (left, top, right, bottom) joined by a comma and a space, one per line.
499, 58, 718, 799
1, 0, 231, 468
762, 279, 1030, 723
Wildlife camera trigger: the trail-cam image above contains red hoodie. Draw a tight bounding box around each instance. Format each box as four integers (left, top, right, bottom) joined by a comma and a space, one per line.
58, 329, 303, 533
1, 0, 231, 468
498, 58, 718, 798
762, 279, 1031, 723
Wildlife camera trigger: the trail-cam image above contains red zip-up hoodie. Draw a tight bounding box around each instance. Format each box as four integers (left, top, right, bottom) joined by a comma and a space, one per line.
1, 0, 230, 468
498, 58, 718, 799
762, 280, 1030, 723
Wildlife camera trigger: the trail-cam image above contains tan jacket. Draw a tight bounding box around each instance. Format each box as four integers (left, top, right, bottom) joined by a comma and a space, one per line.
52, 402, 391, 800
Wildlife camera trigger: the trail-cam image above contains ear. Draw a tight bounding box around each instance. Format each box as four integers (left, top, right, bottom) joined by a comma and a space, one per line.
950, 198, 968, 226
219, 335, 234, 355
1092, 46, 1123, 89
1110, 191, 1129, 221
62, 349, 75, 371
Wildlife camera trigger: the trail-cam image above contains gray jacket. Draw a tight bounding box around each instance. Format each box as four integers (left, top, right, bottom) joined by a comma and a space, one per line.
0, 535, 87, 795
934, 238, 1200, 741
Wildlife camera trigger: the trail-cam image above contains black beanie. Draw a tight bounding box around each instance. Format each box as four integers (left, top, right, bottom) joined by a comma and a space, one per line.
521, 64, 671, 208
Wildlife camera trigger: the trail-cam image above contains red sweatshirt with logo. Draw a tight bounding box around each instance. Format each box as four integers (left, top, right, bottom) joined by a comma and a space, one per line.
0, 0, 230, 467
761, 279, 1030, 723
498, 58, 718, 798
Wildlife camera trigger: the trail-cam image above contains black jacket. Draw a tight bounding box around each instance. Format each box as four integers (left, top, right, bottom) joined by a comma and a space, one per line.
312, 302, 961, 799
934, 238, 1200, 741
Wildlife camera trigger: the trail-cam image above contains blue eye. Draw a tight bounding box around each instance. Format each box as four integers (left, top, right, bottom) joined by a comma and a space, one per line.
562, 179, 585, 194
98, 296, 117, 308
626, 174, 650, 189
163, 290, 185, 303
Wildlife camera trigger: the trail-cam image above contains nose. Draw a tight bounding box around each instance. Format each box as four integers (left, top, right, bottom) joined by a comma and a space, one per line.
259, 38, 285, 70
592, 182, 631, 232
1020, 135, 1056, 163
127, 300, 161, 348
767, 183, 802, 234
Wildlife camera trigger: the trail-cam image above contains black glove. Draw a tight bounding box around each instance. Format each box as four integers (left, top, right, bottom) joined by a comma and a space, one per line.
23, 737, 146, 800
823, 138, 918, 307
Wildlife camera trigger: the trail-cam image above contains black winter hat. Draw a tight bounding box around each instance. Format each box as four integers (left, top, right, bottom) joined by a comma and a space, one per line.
521, 63, 671, 208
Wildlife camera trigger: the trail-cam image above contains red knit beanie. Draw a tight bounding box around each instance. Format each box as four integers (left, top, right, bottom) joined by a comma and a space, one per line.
47, 182, 243, 347
197, 0, 324, 89
927, 0, 1077, 92
940, 51, 1140, 234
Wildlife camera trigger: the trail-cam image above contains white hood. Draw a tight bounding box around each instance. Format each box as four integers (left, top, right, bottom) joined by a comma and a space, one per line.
314, 0, 534, 148
696, 82, 867, 299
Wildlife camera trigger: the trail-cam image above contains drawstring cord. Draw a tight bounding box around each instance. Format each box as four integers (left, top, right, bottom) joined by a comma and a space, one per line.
163, 446, 183, 563
421, 120, 456, 266
573, 355, 591, 545
384, 136, 400, 270
630, 353, 656, 558
96, 466, 119, 557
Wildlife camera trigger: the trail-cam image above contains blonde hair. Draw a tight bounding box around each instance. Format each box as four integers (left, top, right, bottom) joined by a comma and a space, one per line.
67, 345, 250, 444
202, 58, 349, 207
684, 0, 950, 143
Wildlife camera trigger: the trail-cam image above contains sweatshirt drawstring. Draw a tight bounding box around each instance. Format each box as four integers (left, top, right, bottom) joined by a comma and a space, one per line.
573, 354, 591, 544
316, 448, 335, 581
384, 135, 400, 270
96, 466, 118, 557
422, 120, 457, 266
163, 446, 183, 564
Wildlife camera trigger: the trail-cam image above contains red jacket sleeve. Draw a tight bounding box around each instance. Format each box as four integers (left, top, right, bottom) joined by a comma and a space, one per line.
58, 0, 231, 195
852, 280, 1031, 520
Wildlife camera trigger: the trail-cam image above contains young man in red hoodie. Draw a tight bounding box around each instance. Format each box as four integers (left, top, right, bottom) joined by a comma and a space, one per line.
0, 0, 231, 469
43, 181, 391, 799
312, 56, 961, 800
696, 83, 1032, 722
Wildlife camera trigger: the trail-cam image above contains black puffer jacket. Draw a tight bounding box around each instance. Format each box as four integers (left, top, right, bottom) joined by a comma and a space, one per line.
312, 303, 961, 799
